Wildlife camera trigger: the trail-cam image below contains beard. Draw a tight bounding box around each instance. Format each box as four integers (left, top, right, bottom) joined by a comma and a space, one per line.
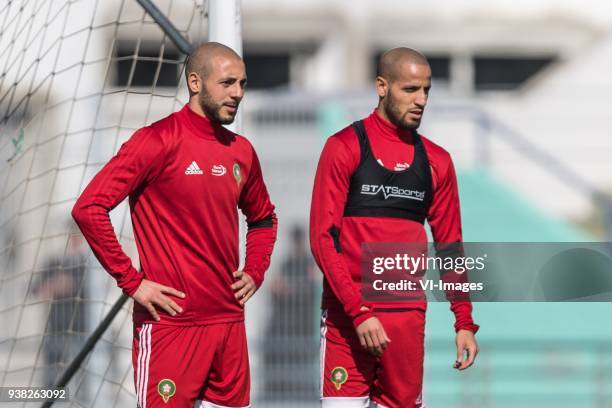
383, 92, 421, 130
199, 90, 237, 125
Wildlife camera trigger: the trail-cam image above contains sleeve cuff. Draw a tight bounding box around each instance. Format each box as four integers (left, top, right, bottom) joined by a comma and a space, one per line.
352, 309, 375, 328
455, 323, 480, 334
118, 267, 144, 297
244, 266, 264, 288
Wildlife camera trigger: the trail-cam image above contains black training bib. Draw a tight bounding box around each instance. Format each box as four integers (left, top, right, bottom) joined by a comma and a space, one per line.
343, 120, 434, 223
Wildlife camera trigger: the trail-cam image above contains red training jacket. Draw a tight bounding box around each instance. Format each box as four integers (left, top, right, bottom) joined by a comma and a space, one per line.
310, 109, 478, 332
73, 104, 277, 326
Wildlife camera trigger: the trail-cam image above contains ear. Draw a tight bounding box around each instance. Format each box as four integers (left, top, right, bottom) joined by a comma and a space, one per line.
376, 76, 388, 98
187, 72, 201, 94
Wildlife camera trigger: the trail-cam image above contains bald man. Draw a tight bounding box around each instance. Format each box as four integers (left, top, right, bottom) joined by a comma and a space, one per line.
73, 42, 277, 407
310, 48, 479, 407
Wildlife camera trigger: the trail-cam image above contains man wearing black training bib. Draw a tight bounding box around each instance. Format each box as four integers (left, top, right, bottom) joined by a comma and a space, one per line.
310, 47, 479, 408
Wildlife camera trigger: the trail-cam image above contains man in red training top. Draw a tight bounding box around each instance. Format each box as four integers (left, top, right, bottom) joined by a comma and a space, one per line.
310, 47, 479, 407
72, 42, 277, 407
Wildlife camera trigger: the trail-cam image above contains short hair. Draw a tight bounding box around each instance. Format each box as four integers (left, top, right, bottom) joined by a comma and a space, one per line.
376, 47, 429, 82
184, 42, 242, 80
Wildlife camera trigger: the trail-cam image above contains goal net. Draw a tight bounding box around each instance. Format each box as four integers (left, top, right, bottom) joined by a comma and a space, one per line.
0, 0, 208, 405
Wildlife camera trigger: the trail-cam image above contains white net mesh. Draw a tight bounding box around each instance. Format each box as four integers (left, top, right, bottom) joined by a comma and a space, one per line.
0, 0, 207, 405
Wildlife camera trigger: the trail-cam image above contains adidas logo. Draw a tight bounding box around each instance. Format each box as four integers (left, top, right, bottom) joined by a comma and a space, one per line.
185, 161, 203, 175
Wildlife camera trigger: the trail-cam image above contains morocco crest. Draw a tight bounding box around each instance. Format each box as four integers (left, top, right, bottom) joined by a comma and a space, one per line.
157, 379, 176, 403
331, 367, 348, 390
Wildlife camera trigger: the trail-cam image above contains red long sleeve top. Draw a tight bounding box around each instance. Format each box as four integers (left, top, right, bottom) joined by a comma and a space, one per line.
72, 104, 277, 326
310, 110, 478, 332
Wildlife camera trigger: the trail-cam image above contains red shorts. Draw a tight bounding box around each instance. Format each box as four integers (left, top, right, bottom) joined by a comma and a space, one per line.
320, 309, 425, 408
132, 321, 250, 407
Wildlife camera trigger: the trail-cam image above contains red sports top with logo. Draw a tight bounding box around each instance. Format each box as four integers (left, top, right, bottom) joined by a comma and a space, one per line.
72, 104, 277, 326
310, 109, 478, 332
